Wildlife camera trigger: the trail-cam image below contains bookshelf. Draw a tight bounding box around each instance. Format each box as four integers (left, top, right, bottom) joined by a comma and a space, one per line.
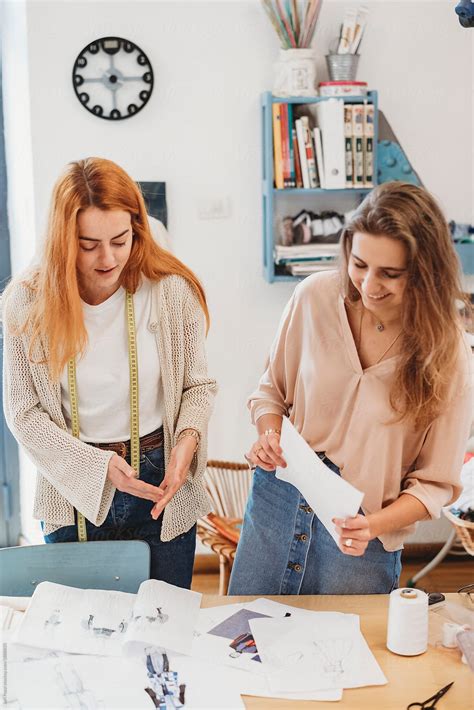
262, 90, 379, 283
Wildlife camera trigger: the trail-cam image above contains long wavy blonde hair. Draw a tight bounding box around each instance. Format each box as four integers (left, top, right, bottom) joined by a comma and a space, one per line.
339, 181, 468, 430
11, 157, 210, 380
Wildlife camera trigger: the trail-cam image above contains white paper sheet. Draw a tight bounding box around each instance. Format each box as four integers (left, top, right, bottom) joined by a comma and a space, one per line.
123, 579, 202, 656
170, 656, 246, 709
15, 580, 201, 657
9, 655, 153, 709
250, 613, 387, 691
191, 598, 309, 675
171, 654, 342, 705
276, 416, 364, 544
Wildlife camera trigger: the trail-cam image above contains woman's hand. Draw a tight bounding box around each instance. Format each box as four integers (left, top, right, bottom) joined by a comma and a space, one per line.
106, 453, 164, 504
333, 514, 372, 556
150, 435, 196, 520
245, 432, 287, 472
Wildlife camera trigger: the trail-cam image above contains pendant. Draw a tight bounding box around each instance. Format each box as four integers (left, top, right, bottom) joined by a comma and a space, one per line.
376, 323, 384, 332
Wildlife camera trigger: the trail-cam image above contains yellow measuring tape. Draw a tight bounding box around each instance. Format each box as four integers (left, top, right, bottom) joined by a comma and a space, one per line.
68, 290, 140, 542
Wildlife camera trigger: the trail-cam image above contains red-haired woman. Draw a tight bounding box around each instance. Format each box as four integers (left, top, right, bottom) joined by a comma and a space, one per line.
2, 157, 217, 589
230, 182, 473, 595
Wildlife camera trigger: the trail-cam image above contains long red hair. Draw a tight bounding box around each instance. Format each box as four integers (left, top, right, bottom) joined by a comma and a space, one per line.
20, 157, 210, 379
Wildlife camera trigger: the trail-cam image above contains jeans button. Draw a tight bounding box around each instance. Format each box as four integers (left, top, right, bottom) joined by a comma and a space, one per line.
300, 534, 308, 542
288, 562, 302, 573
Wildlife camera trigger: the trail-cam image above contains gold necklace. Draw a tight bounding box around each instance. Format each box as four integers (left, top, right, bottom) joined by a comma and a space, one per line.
358, 307, 402, 365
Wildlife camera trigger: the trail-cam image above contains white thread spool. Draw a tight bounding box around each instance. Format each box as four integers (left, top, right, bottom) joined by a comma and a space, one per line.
387, 588, 428, 656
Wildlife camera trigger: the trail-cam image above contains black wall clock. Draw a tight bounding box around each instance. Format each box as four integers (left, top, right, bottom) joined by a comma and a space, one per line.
72, 37, 154, 120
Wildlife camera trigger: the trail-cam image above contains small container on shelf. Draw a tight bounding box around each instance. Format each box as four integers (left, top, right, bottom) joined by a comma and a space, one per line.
319, 81, 368, 98
273, 48, 317, 98
326, 53, 360, 82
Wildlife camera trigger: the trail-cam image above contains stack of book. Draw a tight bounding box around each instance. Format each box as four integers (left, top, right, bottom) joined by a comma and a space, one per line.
272, 99, 374, 190
274, 243, 340, 277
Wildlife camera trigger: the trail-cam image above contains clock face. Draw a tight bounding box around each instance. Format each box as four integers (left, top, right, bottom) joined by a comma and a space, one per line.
72, 37, 154, 120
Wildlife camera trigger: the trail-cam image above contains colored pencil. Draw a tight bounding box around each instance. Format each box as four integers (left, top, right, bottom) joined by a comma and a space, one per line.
261, 0, 290, 47
275, 0, 298, 48
261, 0, 323, 49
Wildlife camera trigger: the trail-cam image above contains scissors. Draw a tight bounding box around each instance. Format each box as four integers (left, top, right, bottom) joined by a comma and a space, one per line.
407, 682, 454, 710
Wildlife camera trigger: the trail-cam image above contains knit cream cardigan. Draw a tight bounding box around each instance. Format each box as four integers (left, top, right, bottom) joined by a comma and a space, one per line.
2, 274, 217, 541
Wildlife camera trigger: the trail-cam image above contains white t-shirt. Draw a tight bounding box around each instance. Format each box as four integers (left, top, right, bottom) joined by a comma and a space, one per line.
60, 279, 163, 442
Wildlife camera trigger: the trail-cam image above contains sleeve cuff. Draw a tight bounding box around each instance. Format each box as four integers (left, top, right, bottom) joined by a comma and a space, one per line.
400, 481, 458, 521
250, 403, 288, 425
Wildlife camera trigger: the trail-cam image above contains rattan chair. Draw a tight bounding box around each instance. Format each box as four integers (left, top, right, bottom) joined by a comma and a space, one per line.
197, 460, 252, 594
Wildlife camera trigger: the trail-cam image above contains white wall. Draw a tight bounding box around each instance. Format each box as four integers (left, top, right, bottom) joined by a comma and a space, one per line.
4, 0, 473, 542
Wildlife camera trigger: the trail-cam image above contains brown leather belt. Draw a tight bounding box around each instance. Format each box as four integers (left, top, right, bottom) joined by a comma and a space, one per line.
89, 426, 163, 459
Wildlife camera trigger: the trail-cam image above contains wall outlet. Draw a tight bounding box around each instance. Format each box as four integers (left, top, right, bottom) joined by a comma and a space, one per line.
197, 196, 231, 220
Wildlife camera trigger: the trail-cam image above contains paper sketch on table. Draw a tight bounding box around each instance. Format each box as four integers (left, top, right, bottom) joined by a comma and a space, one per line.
169, 653, 342, 706
81, 612, 128, 636
191, 598, 312, 675
2, 619, 76, 709
250, 612, 387, 691
276, 416, 364, 544
15, 579, 201, 657
9, 655, 153, 710
0, 604, 24, 632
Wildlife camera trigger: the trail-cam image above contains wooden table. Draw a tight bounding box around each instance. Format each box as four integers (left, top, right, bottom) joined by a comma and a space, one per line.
203, 593, 473, 710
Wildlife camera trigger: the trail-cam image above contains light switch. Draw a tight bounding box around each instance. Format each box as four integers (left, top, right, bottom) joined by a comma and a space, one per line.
197, 196, 231, 220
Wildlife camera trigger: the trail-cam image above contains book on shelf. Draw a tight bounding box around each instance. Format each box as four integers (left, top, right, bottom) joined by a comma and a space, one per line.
363, 103, 375, 187
280, 103, 290, 188
292, 127, 303, 188
271, 97, 375, 191
272, 103, 284, 189
295, 118, 310, 188
343, 105, 354, 187
312, 127, 325, 189
287, 103, 296, 188
274, 243, 340, 264
300, 115, 319, 188
352, 103, 365, 188
287, 261, 337, 276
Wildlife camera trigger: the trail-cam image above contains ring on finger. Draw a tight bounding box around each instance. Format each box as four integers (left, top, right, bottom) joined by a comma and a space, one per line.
345, 538, 353, 548
254, 445, 263, 456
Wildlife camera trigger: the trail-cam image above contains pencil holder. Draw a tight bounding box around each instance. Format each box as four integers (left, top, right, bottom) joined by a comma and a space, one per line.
273, 48, 317, 97
326, 54, 359, 82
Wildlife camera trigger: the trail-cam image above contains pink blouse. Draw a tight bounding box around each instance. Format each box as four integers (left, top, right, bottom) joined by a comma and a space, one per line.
249, 270, 473, 551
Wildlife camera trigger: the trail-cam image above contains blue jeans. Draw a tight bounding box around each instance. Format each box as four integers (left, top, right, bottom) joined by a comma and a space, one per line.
43, 445, 196, 589
229, 458, 402, 595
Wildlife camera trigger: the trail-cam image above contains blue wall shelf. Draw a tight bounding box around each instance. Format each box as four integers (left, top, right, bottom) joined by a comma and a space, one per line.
261, 91, 472, 284
261, 90, 379, 283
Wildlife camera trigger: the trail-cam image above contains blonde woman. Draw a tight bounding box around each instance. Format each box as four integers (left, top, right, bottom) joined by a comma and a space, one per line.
230, 182, 473, 595
2, 158, 217, 588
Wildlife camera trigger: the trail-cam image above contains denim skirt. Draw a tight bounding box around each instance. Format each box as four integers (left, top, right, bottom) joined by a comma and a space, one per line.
43, 444, 196, 590
229, 457, 402, 596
